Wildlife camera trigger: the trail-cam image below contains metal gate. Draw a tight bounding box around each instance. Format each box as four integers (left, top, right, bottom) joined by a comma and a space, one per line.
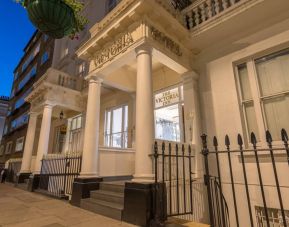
6, 159, 22, 183
38, 153, 82, 198
201, 129, 289, 227
153, 141, 195, 218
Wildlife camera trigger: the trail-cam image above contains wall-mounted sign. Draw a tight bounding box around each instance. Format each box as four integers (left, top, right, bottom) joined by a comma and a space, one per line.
155, 87, 180, 108
150, 26, 182, 57
94, 32, 134, 68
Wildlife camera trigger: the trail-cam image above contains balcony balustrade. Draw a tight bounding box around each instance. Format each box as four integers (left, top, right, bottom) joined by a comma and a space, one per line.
183, 0, 251, 30
34, 68, 84, 92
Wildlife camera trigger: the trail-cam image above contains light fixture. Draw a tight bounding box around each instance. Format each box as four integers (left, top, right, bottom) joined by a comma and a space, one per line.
59, 111, 64, 120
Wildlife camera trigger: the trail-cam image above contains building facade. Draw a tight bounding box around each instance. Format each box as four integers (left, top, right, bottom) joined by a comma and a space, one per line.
8, 0, 289, 226
0, 31, 54, 164
0, 96, 9, 142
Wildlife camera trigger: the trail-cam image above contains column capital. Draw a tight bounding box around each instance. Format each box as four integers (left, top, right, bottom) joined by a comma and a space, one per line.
86, 75, 103, 84
181, 71, 199, 83
28, 111, 39, 117
135, 44, 152, 57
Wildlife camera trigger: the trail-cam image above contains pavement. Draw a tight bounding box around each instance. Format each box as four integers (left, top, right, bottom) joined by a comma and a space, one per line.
0, 183, 137, 227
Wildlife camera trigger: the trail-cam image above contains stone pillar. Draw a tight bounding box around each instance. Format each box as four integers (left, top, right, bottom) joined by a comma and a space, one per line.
182, 71, 203, 177
80, 76, 102, 177
34, 104, 53, 174
63, 118, 72, 154
20, 112, 38, 174
134, 45, 154, 182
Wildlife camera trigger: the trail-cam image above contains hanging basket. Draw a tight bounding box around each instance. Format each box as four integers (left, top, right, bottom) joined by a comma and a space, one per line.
25, 0, 76, 39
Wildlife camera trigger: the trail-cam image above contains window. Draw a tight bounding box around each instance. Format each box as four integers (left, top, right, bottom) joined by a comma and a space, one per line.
154, 86, 184, 142
41, 51, 49, 65
78, 62, 86, 77
69, 115, 83, 153
11, 113, 29, 130
14, 72, 19, 81
237, 49, 289, 141
17, 65, 37, 91
15, 137, 25, 152
5, 142, 13, 154
14, 88, 32, 110
43, 35, 49, 42
0, 146, 4, 156
104, 105, 128, 148
3, 124, 8, 135
255, 206, 289, 226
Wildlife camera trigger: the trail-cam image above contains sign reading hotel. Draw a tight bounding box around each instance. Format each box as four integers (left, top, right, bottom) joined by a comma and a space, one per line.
155, 87, 180, 108
94, 33, 134, 67
150, 26, 182, 57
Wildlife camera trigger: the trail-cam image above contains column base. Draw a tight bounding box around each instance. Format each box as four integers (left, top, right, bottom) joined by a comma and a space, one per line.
123, 182, 167, 227
70, 177, 103, 207
27, 174, 40, 192
16, 172, 31, 184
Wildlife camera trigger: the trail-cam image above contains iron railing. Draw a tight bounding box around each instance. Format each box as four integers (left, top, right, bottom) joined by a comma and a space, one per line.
6, 160, 22, 183
153, 141, 195, 218
201, 129, 289, 227
38, 154, 82, 198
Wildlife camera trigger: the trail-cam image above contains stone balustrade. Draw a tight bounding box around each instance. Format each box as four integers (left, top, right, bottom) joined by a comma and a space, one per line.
183, 0, 247, 30
34, 68, 84, 92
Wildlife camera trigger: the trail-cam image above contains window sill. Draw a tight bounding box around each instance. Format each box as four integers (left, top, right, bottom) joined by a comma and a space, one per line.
99, 146, 135, 153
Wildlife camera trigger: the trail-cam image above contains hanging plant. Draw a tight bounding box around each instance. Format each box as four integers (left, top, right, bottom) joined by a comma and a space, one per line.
16, 0, 88, 39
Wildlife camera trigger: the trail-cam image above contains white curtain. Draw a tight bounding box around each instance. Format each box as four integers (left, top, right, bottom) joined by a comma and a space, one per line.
256, 52, 289, 140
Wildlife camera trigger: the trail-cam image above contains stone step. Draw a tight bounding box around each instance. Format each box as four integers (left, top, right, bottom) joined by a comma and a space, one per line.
99, 182, 125, 193
90, 190, 124, 204
81, 198, 123, 220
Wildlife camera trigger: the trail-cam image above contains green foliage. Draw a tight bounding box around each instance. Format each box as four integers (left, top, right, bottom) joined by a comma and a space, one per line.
16, 0, 88, 38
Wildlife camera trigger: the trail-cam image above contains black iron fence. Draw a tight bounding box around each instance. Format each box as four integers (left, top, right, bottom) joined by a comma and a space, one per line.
6, 160, 22, 183
202, 129, 289, 227
38, 154, 82, 198
153, 141, 195, 218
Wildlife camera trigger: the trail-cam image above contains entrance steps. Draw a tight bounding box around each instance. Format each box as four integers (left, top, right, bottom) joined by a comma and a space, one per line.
166, 218, 210, 227
80, 182, 125, 220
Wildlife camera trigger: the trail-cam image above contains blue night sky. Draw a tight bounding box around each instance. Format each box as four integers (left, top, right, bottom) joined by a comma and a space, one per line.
0, 0, 35, 96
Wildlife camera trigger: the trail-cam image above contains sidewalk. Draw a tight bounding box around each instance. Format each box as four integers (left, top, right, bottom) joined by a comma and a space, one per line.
0, 183, 137, 227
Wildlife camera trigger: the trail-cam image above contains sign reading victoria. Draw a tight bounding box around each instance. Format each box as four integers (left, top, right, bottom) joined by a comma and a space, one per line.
94, 33, 134, 68
155, 87, 180, 108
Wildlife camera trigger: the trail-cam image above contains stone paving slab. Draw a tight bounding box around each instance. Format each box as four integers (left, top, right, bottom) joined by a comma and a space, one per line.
0, 184, 137, 227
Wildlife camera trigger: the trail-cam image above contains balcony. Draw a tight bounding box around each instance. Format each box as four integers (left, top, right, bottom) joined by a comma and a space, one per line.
33, 68, 84, 92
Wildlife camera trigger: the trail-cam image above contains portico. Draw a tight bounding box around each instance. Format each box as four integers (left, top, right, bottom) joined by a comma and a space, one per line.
75, 0, 201, 183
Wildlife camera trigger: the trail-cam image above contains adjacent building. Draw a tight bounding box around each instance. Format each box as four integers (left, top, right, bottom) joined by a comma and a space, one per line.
0, 96, 9, 142
0, 31, 54, 164
4, 0, 289, 226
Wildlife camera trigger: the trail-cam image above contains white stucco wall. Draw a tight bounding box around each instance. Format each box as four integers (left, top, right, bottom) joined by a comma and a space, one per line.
199, 28, 289, 227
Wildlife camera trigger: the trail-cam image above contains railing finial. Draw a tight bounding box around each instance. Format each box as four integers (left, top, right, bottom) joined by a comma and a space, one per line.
266, 130, 273, 144
281, 128, 288, 143
237, 134, 243, 146
225, 135, 230, 147
213, 136, 218, 147
250, 132, 257, 146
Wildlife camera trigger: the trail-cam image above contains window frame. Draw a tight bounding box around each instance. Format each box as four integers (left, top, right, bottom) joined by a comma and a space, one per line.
154, 84, 185, 143
15, 137, 25, 152
104, 104, 129, 149
235, 48, 289, 144
5, 141, 13, 154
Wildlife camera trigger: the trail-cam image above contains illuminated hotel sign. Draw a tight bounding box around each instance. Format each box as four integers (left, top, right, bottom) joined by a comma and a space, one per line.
94, 32, 134, 68
155, 87, 180, 108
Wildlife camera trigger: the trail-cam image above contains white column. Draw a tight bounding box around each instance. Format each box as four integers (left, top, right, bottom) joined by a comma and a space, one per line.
63, 118, 72, 154
134, 45, 154, 182
182, 71, 203, 177
34, 104, 53, 174
80, 76, 102, 177
20, 112, 38, 173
